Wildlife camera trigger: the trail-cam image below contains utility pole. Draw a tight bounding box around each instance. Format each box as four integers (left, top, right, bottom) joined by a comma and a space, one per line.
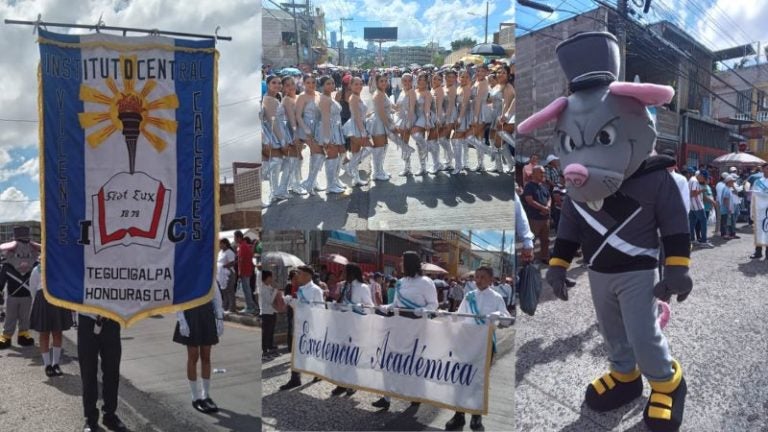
499, 230, 506, 276
484, 0, 489, 44
617, 0, 628, 81
281, 1, 307, 65
339, 17, 352, 67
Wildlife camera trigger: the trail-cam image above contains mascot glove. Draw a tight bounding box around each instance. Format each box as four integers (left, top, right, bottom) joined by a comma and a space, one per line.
546, 265, 570, 301
412, 307, 425, 317
179, 321, 191, 338
654, 266, 693, 303
216, 318, 224, 337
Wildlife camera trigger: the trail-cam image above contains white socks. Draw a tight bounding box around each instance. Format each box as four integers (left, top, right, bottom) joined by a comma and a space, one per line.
52, 346, 61, 365
202, 378, 210, 400
189, 380, 200, 401
42, 351, 51, 367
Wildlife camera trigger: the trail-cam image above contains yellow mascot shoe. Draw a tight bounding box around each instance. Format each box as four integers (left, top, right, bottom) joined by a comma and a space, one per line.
644, 360, 687, 432
585, 367, 643, 412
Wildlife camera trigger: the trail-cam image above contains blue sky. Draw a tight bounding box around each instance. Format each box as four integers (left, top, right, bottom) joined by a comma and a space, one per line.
317, 0, 516, 49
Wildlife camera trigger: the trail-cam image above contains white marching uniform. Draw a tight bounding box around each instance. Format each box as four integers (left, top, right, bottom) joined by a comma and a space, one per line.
286, 282, 325, 308
392, 276, 439, 310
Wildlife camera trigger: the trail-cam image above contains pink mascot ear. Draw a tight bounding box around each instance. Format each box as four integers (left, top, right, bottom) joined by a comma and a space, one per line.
608, 82, 674, 106
517, 97, 568, 135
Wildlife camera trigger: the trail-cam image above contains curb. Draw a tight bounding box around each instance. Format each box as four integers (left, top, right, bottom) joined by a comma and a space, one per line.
223, 312, 260, 327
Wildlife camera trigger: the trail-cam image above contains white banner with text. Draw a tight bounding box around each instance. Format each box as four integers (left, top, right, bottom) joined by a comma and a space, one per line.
753, 191, 768, 246
291, 306, 494, 414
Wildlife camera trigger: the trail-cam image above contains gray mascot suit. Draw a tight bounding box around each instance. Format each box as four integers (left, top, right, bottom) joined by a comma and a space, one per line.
0, 226, 40, 348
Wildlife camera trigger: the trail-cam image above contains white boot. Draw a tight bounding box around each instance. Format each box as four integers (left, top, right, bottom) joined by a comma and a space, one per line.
440, 137, 454, 171
269, 157, 283, 202
471, 136, 488, 172
335, 154, 346, 189
493, 147, 504, 173
325, 158, 346, 194
498, 130, 515, 149
463, 139, 470, 171
412, 132, 429, 176
360, 146, 373, 175
428, 139, 441, 173
261, 157, 271, 181
289, 157, 308, 195
451, 138, 464, 175
301, 154, 325, 196
500, 144, 515, 173
274, 157, 292, 199
372, 146, 391, 181
399, 150, 412, 176
348, 151, 368, 187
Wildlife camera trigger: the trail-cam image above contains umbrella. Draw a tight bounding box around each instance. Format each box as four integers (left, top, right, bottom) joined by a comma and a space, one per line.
460, 55, 485, 65
321, 253, 349, 265
433, 279, 449, 289
317, 62, 336, 68
422, 63, 435, 69
712, 152, 766, 166
422, 263, 448, 274
463, 270, 475, 278
279, 67, 302, 76
470, 43, 506, 56
262, 251, 305, 267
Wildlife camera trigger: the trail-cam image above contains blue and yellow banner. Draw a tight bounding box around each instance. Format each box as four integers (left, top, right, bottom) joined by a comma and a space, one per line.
38, 30, 219, 326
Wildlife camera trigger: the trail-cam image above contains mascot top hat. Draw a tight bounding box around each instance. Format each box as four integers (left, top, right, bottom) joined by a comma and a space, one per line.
557, 31, 620, 92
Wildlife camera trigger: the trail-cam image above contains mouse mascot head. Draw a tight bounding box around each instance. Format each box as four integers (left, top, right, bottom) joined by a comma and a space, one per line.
0, 226, 40, 348
519, 32, 674, 211
519, 32, 692, 432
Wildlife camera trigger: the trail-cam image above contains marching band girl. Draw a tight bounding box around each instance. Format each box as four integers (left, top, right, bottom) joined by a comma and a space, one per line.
277, 76, 307, 196
262, 76, 286, 202
29, 264, 73, 377
317, 76, 348, 194
296, 75, 325, 195
173, 286, 225, 414
452, 69, 474, 175
469, 64, 492, 172
393, 73, 417, 176
369, 73, 394, 181
412, 72, 435, 176
428, 73, 445, 173
441, 70, 459, 172
492, 65, 516, 173
342, 77, 372, 187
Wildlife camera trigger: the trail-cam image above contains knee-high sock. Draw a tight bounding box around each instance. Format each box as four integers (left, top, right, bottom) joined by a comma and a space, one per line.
52, 346, 62, 365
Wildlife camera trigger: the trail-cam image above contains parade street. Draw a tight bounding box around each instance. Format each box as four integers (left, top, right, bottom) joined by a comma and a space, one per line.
262, 91, 516, 231
515, 227, 768, 432
0, 315, 260, 432
261, 321, 516, 431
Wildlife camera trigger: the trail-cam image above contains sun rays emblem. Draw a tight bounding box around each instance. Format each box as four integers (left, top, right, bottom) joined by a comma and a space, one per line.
78, 55, 179, 174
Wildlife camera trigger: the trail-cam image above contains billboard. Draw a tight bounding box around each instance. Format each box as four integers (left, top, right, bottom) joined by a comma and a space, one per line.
364, 27, 398, 41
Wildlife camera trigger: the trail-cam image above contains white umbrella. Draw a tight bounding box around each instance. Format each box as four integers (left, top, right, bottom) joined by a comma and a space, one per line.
321, 253, 349, 265
262, 251, 305, 268
421, 263, 448, 274
712, 152, 766, 166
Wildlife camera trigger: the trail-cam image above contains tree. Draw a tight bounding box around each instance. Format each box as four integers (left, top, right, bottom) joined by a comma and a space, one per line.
432, 53, 445, 67
451, 37, 478, 51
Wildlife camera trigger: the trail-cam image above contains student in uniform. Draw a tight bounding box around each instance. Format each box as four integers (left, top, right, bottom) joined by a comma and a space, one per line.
330, 263, 373, 396
29, 264, 73, 377
173, 287, 225, 414
372, 251, 439, 411
446, 266, 512, 431
279, 265, 325, 390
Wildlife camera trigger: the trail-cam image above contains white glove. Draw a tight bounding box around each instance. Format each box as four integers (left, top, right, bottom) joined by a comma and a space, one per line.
413, 307, 425, 317
376, 304, 394, 314
216, 317, 224, 337
178, 320, 190, 338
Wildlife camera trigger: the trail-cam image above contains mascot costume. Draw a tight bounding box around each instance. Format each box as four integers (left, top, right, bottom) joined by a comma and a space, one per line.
518, 32, 692, 432
0, 226, 40, 349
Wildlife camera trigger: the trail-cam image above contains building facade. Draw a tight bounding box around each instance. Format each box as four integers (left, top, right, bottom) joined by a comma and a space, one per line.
0, 221, 41, 243
385, 45, 435, 67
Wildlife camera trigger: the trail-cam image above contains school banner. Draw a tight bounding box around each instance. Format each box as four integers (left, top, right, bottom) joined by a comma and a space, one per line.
38, 30, 218, 326
291, 306, 494, 414
753, 191, 768, 246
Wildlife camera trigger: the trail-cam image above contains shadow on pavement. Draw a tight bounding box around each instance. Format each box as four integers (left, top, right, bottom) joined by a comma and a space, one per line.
515, 324, 600, 385
737, 259, 768, 277
209, 407, 262, 432
559, 399, 646, 432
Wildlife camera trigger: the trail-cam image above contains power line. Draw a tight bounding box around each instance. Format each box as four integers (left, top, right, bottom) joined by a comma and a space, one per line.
0, 117, 37, 123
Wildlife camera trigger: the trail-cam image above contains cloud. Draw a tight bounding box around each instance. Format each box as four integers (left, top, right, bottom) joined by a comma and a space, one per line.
691, 0, 768, 51
0, 149, 10, 168
0, 157, 39, 182
0, 0, 261, 187
0, 186, 40, 223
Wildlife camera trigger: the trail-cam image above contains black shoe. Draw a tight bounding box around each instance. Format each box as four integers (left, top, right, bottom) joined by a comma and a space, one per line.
331, 386, 347, 396
279, 378, 302, 391
470, 415, 484, 431
345, 388, 356, 396
202, 397, 219, 413
372, 397, 390, 410
102, 414, 128, 432
409, 401, 420, 408
312, 377, 321, 382
192, 399, 209, 413
45, 365, 56, 377
750, 253, 763, 259
17, 334, 34, 346
564, 278, 577, 288
83, 421, 102, 432
52, 364, 63, 376
445, 412, 466, 430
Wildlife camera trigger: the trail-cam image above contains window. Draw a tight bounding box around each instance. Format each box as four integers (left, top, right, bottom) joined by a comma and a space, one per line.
736, 89, 752, 114
281, 32, 296, 45
758, 90, 768, 110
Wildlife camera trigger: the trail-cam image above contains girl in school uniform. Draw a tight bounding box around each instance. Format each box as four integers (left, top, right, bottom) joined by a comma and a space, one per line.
29, 264, 73, 377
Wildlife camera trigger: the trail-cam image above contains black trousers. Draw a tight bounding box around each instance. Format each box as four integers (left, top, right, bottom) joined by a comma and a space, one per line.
261, 313, 276, 352
78, 315, 121, 423
286, 306, 294, 352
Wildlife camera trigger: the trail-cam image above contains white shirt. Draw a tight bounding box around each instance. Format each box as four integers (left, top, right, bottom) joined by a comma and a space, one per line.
216, 249, 235, 289
463, 280, 477, 296
259, 282, 277, 315
689, 177, 704, 211
671, 171, 690, 213
515, 194, 535, 249
752, 175, 768, 192
296, 281, 325, 307
392, 276, 438, 310
457, 287, 511, 323
493, 283, 513, 305
341, 280, 374, 306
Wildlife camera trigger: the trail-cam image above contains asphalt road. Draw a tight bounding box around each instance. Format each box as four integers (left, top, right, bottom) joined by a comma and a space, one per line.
515, 223, 768, 432
262, 91, 516, 231
0, 314, 261, 432
261, 319, 517, 431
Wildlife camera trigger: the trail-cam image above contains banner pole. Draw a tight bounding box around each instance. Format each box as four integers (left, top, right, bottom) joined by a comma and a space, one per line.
4, 18, 233, 41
